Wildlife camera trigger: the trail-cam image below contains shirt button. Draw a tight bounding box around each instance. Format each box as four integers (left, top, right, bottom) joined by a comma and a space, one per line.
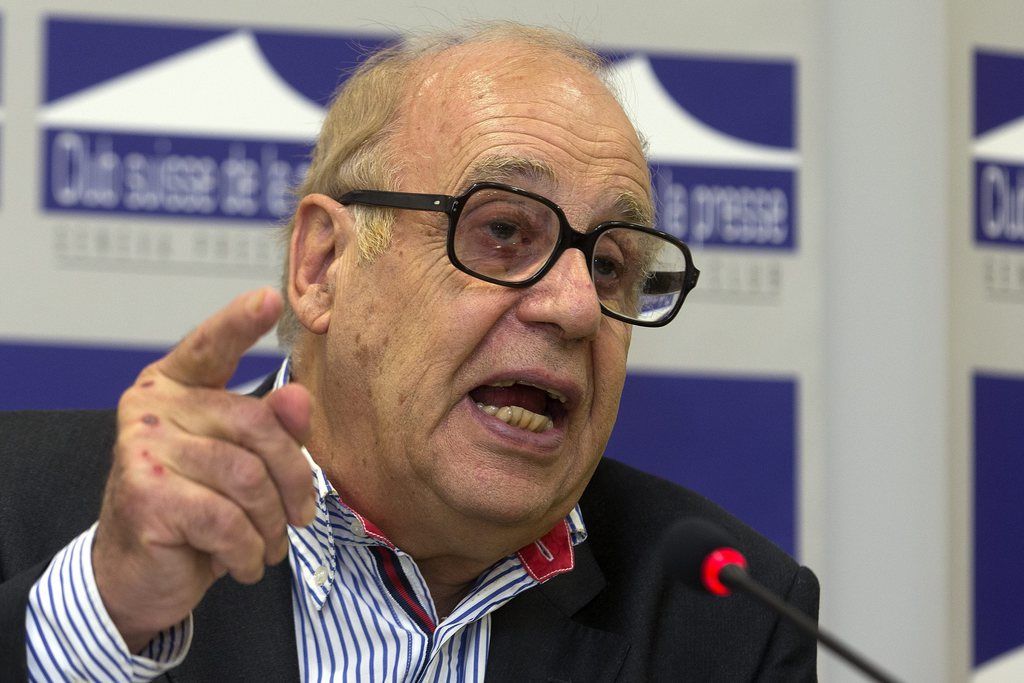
313, 565, 329, 587
350, 519, 366, 537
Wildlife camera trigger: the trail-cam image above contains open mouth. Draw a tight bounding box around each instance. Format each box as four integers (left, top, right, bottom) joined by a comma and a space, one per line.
468, 380, 568, 434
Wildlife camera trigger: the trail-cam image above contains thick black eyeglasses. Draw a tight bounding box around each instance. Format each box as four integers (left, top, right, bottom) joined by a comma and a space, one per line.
337, 182, 699, 326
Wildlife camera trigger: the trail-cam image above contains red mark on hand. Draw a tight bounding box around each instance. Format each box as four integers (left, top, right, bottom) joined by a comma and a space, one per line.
140, 380, 155, 388
141, 414, 159, 426
139, 450, 163, 475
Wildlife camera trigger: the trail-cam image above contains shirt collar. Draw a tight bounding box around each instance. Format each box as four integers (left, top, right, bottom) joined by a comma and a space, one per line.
275, 357, 587, 603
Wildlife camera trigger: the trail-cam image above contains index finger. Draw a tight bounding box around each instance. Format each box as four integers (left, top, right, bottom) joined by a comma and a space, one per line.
156, 288, 283, 389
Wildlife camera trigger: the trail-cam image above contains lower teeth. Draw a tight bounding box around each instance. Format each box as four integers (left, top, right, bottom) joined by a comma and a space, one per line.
476, 402, 554, 433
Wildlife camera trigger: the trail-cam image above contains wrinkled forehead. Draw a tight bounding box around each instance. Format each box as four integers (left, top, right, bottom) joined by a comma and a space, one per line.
394, 41, 653, 222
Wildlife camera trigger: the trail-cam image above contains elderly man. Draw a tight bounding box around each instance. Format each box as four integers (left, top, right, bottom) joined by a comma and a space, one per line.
0, 24, 817, 681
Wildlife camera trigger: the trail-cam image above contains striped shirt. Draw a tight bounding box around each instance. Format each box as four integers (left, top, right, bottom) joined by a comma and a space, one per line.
26, 359, 586, 681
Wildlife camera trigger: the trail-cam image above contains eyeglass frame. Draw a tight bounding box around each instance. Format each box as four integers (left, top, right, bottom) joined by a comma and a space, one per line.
336, 181, 700, 327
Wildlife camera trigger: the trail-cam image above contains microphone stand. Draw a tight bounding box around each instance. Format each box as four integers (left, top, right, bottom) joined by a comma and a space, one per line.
720, 565, 904, 683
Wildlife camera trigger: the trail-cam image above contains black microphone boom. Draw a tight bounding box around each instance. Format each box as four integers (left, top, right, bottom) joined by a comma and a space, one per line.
664, 519, 904, 683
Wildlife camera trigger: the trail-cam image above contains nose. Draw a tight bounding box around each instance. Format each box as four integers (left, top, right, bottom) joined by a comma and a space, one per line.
515, 248, 603, 340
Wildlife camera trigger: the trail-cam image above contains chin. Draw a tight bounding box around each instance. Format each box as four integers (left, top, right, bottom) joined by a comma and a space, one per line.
439, 464, 576, 535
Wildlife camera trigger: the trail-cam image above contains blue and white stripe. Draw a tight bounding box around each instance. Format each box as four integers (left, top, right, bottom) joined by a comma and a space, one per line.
286, 454, 585, 682
26, 524, 191, 681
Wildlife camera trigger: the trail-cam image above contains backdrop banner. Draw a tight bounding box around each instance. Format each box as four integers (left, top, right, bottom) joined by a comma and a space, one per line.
1, 14, 813, 560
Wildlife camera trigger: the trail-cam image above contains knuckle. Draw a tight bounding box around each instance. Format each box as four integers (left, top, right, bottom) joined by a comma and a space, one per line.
233, 535, 267, 584
193, 496, 239, 540
265, 514, 289, 545
116, 386, 146, 419
239, 398, 276, 435
236, 558, 266, 585
185, 326, 212, 361
214, 504, 249, 539
136, 362, 163, 383
268, 536, 290, 565
284, 450, 313, 491
230, 454, 269, 496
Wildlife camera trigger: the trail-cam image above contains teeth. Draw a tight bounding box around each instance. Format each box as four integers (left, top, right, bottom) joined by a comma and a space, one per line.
485, 380, 568, 404
475, 402, 554, 433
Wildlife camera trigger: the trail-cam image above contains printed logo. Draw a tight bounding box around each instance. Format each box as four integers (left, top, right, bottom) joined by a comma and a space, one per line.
974, 49, 1024, 248
41, 17, 798, 255
41, 18, 385, 221
605, 53, 798, 251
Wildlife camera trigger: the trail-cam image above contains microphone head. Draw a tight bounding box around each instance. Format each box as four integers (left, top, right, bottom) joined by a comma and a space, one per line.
661, 518, 747, 596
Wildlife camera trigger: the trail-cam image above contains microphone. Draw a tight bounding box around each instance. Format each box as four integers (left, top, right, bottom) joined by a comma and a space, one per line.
663, 519, 903, 683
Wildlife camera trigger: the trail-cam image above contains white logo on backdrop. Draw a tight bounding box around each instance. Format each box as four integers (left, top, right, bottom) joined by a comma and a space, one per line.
606, 55, 799, 168
40, 31, 323, 139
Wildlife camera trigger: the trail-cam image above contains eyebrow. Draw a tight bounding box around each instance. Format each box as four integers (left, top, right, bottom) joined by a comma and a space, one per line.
459, 155, 557, 190
460, 154, 654, 226
613, 191, 653, 226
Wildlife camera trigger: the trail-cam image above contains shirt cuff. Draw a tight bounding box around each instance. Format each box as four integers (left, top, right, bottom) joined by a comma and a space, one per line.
26, 523, 193, 682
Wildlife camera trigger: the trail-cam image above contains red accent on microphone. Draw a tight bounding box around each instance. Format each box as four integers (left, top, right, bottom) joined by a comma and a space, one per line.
701, 547, 748, 596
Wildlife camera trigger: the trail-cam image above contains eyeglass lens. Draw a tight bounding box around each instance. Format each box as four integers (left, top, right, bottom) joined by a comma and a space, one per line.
453, 188, 687, 323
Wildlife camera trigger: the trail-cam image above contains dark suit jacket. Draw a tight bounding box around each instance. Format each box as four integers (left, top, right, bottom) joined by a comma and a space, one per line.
0, 409, 818, 681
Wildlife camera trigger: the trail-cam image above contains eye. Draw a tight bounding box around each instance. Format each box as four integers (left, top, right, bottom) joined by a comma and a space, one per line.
593, 255, 623, 281
453, 188, 560, 282
461, 197, 549, 255
486, 220, 527, 245
593, 237, 628, 291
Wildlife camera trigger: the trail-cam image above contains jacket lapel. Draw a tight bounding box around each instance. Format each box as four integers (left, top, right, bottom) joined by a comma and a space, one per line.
486, 542, 630, 682
166, 560, 299, 681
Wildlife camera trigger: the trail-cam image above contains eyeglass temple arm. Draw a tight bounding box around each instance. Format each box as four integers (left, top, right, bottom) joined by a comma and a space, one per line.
645, 267, 701, 295
338, 190, 455, 213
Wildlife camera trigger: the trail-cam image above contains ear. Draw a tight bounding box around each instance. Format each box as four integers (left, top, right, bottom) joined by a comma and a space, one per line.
287, 193, 354, 335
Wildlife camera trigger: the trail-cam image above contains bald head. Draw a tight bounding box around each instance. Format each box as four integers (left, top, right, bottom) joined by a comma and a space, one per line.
278, 23, 649, 348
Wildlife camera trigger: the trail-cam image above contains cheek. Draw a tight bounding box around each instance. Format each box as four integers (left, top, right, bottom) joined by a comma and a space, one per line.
597, 326, 631, 388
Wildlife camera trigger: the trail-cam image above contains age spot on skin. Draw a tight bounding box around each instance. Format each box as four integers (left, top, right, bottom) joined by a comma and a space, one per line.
141, 414, 159, 426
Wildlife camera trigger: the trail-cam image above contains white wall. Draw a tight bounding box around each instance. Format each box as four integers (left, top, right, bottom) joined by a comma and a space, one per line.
822, 1, 950, 680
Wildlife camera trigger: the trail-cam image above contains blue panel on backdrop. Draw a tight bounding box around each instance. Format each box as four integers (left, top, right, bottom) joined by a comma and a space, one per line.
45, 18, 386, 106
975, 50, 1024, 137
0, 341, 283, 411
254, 32, 389, 106
602, 52, 795, 149
646, 55, 794, 149
974, 372, 1024, 666
45, 18, 229, 103
606, 372, 797, 556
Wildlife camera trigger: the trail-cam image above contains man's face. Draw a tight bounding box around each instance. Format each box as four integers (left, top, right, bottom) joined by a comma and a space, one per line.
317, 42, 652, 550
